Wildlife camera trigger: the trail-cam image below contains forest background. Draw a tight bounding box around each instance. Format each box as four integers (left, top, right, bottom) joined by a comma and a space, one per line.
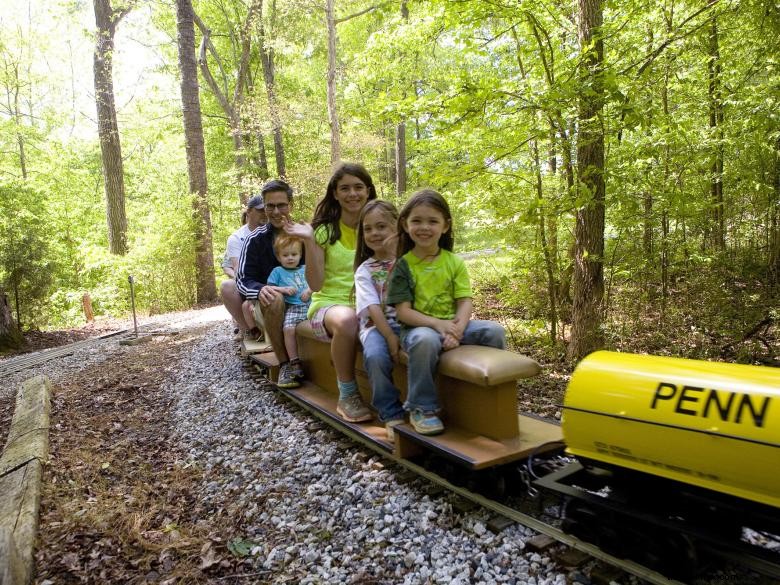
0, 0, 778, 365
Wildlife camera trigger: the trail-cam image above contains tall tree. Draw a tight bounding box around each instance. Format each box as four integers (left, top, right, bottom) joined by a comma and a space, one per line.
176, 0, 217, 304
0, 288, 22, 350
706, 0, 725, 251
394, 0, 408, 195
0, 41, 29, 180
257, 0, 286, 177
93, 0, 130, 255
568, 0, 606, 361
325, 0, 340, 163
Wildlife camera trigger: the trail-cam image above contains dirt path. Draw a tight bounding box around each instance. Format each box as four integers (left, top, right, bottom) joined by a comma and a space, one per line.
33, 326, 245, 584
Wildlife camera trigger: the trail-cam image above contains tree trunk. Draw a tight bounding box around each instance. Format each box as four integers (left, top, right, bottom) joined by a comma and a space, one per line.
0, 290, 22, 350
707, 1, 725, 251
532, 138, 558, 345
258, 1, 287, 177
568, 0, 606, 361
770, 135, 780, 287
176, 0, 217, 304
396, 121, 407, 195
93, 0, 129, 256
326, 0, 341, 164
395, 0, 409, 195
193, 8, 253, 193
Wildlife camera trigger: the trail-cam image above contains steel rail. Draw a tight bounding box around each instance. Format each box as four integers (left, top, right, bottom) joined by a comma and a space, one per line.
0, 310, 201, 378
269, 380, 689, 585
0, 329, 129, 377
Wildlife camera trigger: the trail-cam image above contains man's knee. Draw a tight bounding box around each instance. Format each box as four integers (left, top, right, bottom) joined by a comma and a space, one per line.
221, 279, 237, 298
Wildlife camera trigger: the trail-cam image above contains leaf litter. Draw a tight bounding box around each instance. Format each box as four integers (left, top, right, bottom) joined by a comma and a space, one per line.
34, 330, 256, 584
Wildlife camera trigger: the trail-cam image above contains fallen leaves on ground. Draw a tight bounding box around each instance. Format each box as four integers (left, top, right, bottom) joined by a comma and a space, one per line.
34, 331, 253, 584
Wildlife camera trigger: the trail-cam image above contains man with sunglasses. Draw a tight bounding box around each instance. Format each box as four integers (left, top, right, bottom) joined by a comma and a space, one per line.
236, 179, 304, 388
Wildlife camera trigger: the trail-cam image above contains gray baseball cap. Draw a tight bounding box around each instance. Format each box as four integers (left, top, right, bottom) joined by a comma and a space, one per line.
247, 195, 265, 210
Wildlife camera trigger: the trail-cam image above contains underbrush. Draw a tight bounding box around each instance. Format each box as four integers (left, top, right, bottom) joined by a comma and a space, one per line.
469, 252, 779, 367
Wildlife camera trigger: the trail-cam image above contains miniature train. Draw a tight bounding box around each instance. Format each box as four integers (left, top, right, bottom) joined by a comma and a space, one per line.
243, 327, 780, 581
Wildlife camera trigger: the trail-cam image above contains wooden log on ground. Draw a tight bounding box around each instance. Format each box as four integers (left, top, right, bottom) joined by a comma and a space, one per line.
0, 375, 52, 585
0, 527, 24, 585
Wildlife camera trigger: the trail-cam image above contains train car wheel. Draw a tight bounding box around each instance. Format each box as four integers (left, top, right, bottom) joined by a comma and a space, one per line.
561, 500, 605, 548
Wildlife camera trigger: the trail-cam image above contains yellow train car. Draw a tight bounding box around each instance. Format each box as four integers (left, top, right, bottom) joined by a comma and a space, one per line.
563, 351, 780, 509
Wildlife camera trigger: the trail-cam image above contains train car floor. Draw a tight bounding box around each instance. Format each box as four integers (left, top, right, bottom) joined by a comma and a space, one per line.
394, 415, 563, 470
273, 376, 563, 470
240, 338, 273, 356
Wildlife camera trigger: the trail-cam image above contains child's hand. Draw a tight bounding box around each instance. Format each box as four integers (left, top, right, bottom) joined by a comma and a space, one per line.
450, 316, 467, 342
433, 319, 452, 338
284, 286, 297, 296
442, 332, 460, 351
300, 287, 312, 302
387, 334, 401, 363
438, 319, 463, 341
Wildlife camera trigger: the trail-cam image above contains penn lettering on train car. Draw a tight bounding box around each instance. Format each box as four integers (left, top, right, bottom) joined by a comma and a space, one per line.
650, 381, 771, 427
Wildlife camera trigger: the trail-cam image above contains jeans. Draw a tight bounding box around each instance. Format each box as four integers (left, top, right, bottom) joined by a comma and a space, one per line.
401, 320, 506, 413
362, 326, 405, 422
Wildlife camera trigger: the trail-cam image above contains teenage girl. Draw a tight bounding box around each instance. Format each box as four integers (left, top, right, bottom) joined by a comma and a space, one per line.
353, 200, 404, 440
386, 189, 506, 435
284, 163, 377, 422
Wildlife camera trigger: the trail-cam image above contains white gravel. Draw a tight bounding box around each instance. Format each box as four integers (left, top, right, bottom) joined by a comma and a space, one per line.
167, 309, 570, 584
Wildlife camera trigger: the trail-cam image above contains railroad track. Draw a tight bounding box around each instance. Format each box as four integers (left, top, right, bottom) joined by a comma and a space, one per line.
0, 311, 205, 379
0, 308, 222, 380
244, 360, 779, 585
0, 329, 130, 378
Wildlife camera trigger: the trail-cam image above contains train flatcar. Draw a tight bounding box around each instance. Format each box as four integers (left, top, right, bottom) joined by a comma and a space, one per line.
243, 331, 780, 581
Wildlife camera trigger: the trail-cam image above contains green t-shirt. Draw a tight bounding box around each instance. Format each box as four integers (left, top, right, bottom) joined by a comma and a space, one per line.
307, 222, 357, 317
386, 249, 472, 320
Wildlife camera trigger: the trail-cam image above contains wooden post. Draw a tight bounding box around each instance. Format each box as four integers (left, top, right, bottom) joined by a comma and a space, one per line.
81, 293, 94, 323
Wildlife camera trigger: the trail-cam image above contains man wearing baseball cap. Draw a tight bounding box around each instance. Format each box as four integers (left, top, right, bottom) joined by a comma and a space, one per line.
220, 194, 268, 340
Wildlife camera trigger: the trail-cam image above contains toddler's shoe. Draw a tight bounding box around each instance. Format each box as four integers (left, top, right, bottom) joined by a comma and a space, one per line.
410, 410, 444, 435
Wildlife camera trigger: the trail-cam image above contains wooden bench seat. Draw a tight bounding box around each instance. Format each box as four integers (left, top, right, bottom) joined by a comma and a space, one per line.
290, 321, 562, 469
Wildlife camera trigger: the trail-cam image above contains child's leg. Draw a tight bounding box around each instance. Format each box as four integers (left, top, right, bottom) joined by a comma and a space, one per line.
323, 305, 359, 384
363, 328, 404, 422
460, 320, 506, 349
402, 326, 443, 413
283, 327, 298, 360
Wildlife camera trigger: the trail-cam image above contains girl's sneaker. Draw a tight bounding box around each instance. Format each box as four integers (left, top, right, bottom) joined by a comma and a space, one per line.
289, 358, 305, 380
410, 410, 444, 435
337, 393, 372, 422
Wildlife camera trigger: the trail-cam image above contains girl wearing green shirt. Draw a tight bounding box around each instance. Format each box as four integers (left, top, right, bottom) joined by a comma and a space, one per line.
386, 189, 506, 435
285, 163, 377, 423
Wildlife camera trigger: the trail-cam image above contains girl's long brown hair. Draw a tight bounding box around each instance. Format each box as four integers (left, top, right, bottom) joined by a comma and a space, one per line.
311, 162, 377, 245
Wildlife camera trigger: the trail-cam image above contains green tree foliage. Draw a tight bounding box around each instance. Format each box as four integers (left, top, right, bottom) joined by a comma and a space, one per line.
0, 183, 54, 327
0, 0, 776, 363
